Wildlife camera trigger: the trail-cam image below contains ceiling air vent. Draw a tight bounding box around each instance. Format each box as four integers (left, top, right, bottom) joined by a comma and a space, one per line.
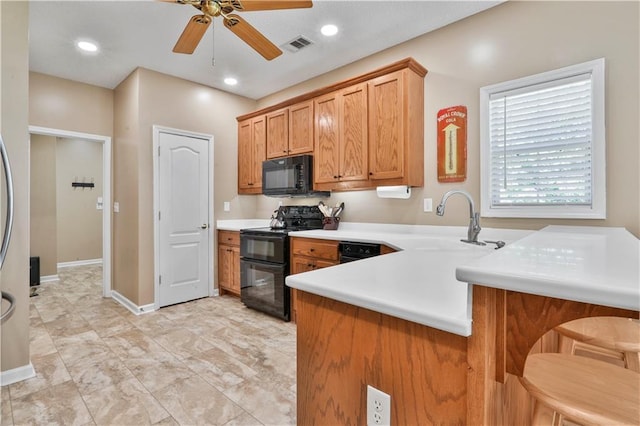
282, 35, 314, 53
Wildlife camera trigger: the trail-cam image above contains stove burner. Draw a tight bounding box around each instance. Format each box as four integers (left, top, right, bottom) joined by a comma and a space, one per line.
271, 205, 324, 231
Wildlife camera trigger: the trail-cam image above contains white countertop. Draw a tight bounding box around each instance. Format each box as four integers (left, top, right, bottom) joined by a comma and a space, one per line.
285, 223, 639, 337
456, 226, 640, 312
286, 223, 532, 336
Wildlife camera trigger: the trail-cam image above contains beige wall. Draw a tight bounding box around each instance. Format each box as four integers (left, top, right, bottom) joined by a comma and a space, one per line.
29, 134, 57, 276
56, 138, 103, 263
29, 72, 114, 138
114, 68, 256, 305
1, 0, 30, 372
30, 136, 103, 275
113, 70, 141, 303
256, 1, 640, 237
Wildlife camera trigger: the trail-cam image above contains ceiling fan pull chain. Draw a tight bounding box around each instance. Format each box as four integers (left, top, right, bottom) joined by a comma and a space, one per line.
211, 20, 216, 67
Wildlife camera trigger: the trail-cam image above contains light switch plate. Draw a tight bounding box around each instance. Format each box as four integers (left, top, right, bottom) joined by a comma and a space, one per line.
113, 202, 120, 213
423, 198, 433, 212
223, 201, 231, 212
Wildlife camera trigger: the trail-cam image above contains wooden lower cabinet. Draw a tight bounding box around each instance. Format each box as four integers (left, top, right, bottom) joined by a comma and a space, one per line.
290, 237, 339, 323
217, 230, 241, 296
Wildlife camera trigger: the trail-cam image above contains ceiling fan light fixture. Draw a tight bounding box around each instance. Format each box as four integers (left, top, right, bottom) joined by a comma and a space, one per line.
76, 40, 99, 53
320, 24, 338, 37
224, 77, 238, 86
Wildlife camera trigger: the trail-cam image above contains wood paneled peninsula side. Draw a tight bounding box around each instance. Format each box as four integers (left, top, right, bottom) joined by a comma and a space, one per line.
286, 225, 640, 424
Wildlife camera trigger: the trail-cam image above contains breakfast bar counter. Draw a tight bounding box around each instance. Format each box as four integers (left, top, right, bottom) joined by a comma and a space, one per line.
286, 224, 639, 424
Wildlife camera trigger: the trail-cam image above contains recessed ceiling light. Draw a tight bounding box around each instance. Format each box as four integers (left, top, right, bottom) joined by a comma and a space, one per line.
321, 24, 338, 37
224, 77, 238, 86
76, 40, 98, 53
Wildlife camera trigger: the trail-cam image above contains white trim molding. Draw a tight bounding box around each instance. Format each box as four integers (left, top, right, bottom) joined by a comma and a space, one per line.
57, 258, 103, 269
111, 290, 156, 316
1, 363, 36, 386
39, 275, 60, 283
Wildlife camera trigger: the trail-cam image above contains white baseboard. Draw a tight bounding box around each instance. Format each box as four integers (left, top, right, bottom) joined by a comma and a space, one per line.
111, 290, 155, 315
40, 274, 59, 283
212, 288, 220, 297
57, 258, 103, 269
1, 363, 36, 386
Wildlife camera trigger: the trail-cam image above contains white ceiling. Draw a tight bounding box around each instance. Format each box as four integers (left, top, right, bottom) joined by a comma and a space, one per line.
29, 0, 501, 100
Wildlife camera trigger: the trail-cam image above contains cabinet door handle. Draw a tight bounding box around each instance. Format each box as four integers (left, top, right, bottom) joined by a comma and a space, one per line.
309, 248, 314, 252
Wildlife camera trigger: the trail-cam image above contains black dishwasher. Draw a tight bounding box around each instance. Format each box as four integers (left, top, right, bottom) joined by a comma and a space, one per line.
339, 241, 381, 263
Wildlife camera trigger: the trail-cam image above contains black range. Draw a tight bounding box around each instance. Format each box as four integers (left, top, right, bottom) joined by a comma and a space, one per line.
239, 205, 324, 321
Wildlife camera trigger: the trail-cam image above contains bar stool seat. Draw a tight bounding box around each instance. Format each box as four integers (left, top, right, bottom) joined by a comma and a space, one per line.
555, 316, 640, 371
520, 353, 639, 425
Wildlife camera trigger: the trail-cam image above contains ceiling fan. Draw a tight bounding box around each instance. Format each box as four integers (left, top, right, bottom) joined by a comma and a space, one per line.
165, 0, 313, 60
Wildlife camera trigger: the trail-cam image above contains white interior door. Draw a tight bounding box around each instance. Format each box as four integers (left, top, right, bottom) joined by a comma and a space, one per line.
158, 130, 210, 307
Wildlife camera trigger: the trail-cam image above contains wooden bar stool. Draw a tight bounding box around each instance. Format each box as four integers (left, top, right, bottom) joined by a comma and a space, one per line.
555, 316, 640, 372
520, 353, 640, 425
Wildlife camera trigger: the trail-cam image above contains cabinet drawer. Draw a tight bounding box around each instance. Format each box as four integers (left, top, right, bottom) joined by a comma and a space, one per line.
218, 230, 240, 246
291, 238, 339, 261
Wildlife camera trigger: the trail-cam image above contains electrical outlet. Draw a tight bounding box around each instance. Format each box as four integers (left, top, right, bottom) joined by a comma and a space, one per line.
223, 201, 231, 212
367, 385, 391, 426
423, 198, 433, 212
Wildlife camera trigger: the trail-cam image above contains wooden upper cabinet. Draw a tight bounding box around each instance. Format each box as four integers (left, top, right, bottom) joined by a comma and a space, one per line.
238, 115, 266, 194
367, 68, 424, 187
314, 91, 340, 184
288, 100, 314, 156
237, 58, 426, 192
368, 71, 404, 180
266, 102, 314, 159
238, 119, 253, 191
266, 108, 289, 159
253, 116, 266, 186
314, 84, 368, 190
340, 84, 368, 182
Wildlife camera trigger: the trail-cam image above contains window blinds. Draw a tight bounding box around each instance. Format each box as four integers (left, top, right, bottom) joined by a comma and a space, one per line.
488, 73, 593, 207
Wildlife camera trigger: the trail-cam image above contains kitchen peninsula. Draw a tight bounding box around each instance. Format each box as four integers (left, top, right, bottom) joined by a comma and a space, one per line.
286, 224, 640, 424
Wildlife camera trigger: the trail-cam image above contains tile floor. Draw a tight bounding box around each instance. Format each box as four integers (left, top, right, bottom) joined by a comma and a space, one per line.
2, 265, 297, 425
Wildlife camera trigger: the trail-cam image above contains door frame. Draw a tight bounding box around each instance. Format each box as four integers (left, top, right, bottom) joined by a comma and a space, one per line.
28, 125, 112, 297
152, 125, 214, 310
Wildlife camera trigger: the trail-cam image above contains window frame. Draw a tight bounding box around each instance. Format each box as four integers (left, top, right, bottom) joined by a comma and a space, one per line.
480, 58, 606, 219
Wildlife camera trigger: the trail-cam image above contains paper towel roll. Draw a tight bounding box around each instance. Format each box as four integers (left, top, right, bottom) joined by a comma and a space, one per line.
376, 185, 411, 199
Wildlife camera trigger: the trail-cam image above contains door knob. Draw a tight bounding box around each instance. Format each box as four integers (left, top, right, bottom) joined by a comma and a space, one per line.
200, 224, 209, 229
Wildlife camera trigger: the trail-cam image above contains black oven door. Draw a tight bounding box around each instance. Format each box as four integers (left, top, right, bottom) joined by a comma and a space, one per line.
240, 259, 290, 321
240, 232, 287, 264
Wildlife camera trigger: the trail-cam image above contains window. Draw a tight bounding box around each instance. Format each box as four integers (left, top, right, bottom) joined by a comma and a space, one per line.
480, 59, 605, 219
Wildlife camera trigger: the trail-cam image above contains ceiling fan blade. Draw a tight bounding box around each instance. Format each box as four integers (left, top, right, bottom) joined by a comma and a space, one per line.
223, 14, 282, 60
235, 1, 312, 11
173, 15, 212, 54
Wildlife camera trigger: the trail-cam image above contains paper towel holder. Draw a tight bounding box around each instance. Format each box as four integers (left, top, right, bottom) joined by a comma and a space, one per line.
376, 185, 411, 199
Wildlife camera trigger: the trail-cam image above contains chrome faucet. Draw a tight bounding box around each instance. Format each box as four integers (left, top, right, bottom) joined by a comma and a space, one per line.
436, 190, 485, 246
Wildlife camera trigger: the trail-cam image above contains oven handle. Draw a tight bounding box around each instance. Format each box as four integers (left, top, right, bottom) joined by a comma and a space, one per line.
241, 233, 286, 243
240, 258, 287, 271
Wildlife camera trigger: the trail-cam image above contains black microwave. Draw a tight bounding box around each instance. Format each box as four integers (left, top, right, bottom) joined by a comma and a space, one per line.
262, 155, 329, 197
